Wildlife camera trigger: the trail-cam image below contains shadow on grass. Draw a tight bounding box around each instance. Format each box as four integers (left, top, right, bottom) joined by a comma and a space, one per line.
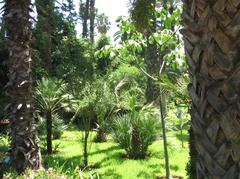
137, 170, 151, 178
101, 168, 122, 179
88, 145, 120, 156
175, 133, 189, 142
42, 144, 124, 175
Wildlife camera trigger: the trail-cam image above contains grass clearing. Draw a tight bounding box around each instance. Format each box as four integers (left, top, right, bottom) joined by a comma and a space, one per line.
42, 128, 189, 179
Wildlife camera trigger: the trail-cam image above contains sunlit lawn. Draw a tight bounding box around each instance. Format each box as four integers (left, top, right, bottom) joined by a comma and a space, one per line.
43, 128, 189, 179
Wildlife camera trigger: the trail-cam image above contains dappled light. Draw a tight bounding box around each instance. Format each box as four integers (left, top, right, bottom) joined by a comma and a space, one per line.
1, 0, 238, 178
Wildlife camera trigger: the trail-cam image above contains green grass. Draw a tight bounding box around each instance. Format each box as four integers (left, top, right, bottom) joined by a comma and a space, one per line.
42, 128, 189, 179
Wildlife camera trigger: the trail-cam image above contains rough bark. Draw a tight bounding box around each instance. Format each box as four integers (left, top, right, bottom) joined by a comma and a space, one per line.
4, 0, 41, 173
186, 127, 197, 179
89, 0, 95, 43
46, 111, 52, 154
182, 0, 240, 178
130, 124, 142, 159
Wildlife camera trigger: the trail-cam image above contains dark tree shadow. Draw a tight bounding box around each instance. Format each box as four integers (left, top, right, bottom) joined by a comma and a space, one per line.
101, 168, 122, 179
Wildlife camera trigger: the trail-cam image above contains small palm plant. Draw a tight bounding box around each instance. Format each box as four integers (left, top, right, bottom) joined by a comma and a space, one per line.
35, 78, 71, 154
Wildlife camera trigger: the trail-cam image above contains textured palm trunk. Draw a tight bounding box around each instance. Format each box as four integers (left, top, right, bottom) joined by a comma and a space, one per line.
36, 0, 53, 74
46, 111, 52, 154
4, 0, 41, 173
130, 124, 141, 159
186, 127, 197, 179
182, 1, 240, 178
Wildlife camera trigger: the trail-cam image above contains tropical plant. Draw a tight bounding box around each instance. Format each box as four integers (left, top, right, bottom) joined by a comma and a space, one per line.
35, 78, 70, 154
112, 104, 160, 159
37, 114, 67, 140
70, 82, 96, 167
94, 79, 116, 142
4, 0, 41, 173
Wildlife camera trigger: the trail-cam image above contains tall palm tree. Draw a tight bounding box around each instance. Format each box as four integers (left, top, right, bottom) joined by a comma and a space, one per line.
182, 0, 240, 178
81, 0, 90, 38
4, 0, 41, 173
89, 0, 96, 43
36, 0, 54, 74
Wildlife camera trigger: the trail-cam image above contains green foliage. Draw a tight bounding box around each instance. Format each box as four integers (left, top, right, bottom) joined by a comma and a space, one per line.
95, 34, 112, 74
3, 168, 67, 179
130, 0, 156, 32
37, 114, 67, 140
96, 13, 111, 34
42, 129, 188, 178
35, 78, 71, 114
112, 103, 160, 158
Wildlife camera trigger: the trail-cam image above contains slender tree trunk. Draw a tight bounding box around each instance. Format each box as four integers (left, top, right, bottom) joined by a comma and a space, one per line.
159, 88, 171, 179
46, 111, 52, 154
180, 127, 184, 148
83, 130, 89, 167
182, 0, 240, 178
4, 0, 41, 173
82, 0, 90, 38
89, 0, 95, 43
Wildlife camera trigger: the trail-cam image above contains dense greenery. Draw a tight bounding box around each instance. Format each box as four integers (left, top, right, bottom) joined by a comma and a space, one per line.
0, 0, 193, 178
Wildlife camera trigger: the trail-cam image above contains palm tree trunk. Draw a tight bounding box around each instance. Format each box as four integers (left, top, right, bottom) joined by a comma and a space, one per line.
95, 128, 107, 142
46, 111, 52, 154
82, 0, 90, 38
182, 1, 240, 178
130, 124, 141, 159
145, 1, 160, 103
89, 0, 95, 43
36, 0, 53, 74
4, 0, 41, 173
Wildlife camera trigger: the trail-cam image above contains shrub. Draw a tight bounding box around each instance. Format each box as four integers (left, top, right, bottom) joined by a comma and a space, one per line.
112, 109, 159, 159
112, 114, 132, 154
37, 114, 67, 140
35, 77, 71, 154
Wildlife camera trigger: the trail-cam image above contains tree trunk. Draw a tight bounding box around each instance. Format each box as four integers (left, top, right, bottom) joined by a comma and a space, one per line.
46, 111, 52, 154
159, 89, 171, 179
36, 0, 53, 74
130, 124, 142, 159
4, 0, 41, 173
82, 0, 90, 38
182, 1, 240, 178
145, 1, 160, 103
95, 128, 107, 142
186, 127, 197, 179
83, 130, 89, 167
89, 0, 95, 43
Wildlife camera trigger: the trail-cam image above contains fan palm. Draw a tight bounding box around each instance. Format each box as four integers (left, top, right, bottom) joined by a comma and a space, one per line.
35, 78, 70, 154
